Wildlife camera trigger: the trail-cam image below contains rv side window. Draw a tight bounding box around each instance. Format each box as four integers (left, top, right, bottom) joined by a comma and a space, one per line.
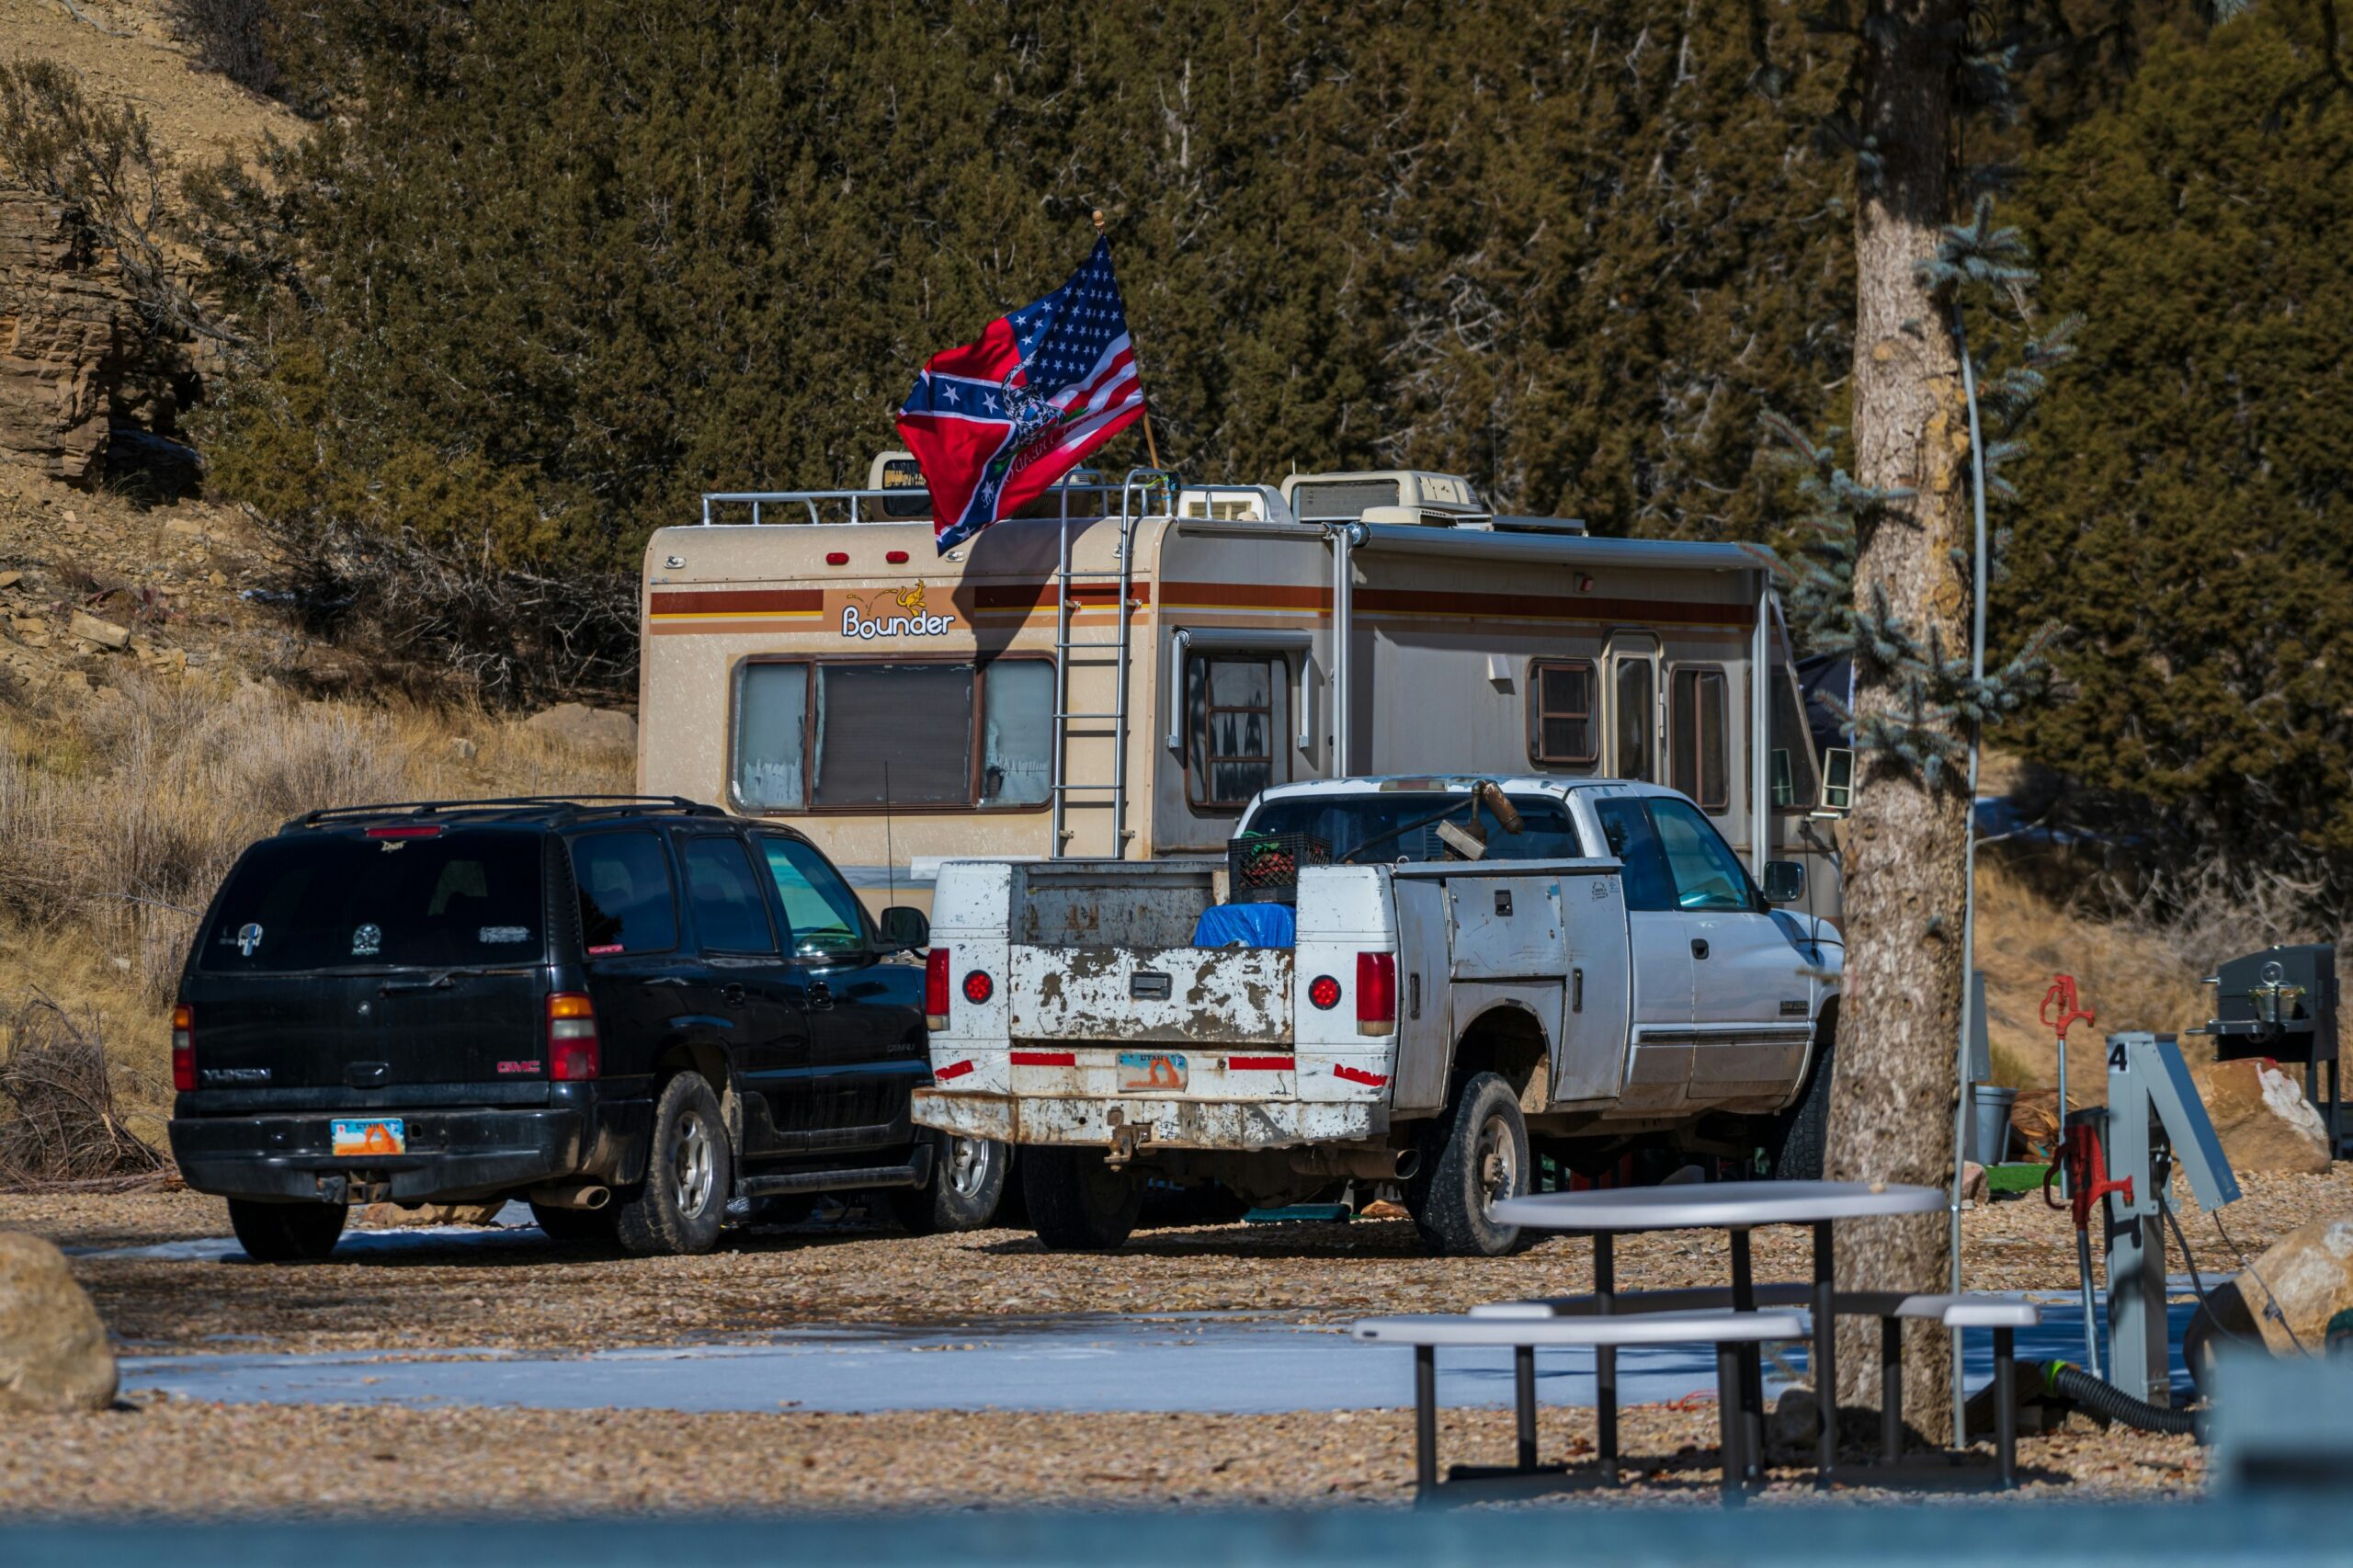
1188, 654, 1277, 810
1614, 658, 1654, 781
1528, 660, 1597, 768
1769, 664, 1820, 810
731, 658, 1052, 812
1669, 665, 1729, 813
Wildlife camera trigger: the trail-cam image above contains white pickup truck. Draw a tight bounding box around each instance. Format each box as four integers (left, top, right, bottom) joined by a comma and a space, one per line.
914, 777, 1840, 1255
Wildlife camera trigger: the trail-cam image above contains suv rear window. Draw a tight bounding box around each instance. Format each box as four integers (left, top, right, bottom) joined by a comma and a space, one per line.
200, 830, 546, 972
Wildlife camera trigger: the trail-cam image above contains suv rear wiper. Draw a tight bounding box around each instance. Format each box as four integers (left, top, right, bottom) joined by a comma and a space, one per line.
378, 967, 494, 994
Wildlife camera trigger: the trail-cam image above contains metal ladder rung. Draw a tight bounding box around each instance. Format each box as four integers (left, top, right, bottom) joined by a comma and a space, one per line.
1054, 711, 1121, 722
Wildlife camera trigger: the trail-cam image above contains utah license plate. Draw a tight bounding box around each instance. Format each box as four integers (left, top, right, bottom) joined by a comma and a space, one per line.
1116, 1051, 1187, 1093
330, 1118, 406, 1156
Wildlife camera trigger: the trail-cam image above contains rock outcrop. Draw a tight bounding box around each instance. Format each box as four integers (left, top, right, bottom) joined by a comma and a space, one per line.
525, 702, 638, 751
0, 1232, 119, 1414
0, 188, 135, 481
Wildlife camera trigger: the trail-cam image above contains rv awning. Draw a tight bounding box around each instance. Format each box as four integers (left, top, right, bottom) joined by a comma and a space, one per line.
1352, 523, 1765, 575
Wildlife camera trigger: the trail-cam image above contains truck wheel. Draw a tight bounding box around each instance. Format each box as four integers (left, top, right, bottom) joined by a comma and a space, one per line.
615, 1072, 732, 1257
529, 1200, 618, 1245
1411, 1072, 1529, 1257
1022, 1146, 1143, 1251
228, 1198, 347, 1264
886, 1133, 1008, 1235
1762, 1010, 1837, 1181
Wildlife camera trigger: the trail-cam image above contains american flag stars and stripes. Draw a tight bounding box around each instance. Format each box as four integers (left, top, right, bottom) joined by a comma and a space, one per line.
894, 237, 1149, 553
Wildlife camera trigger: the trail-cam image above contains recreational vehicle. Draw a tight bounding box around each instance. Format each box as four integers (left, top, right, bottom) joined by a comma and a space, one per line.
635, 462, 1848, 916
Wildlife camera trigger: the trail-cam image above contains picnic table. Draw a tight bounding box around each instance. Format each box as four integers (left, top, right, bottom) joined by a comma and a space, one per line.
1492, 1179, 1949, 1481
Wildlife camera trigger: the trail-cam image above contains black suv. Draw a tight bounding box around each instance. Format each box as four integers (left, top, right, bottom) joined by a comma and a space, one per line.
167, 796, 1007, 1261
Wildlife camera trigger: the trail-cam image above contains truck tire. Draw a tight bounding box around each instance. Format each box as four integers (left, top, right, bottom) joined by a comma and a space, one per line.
1762, 1009, 1837, 1181
614, 1072, 732, 1257
530, 1199, 619, 1245
886, 1133, 1008, 1235
1023, 1146, 1143, 1251
1410, 1072, 1529, 1257
229, 1198, 347, 1263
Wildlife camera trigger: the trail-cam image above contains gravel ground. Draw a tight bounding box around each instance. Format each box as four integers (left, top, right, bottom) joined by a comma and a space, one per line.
2, 1170, 2342, 1358
0, 1395, 2202, 1518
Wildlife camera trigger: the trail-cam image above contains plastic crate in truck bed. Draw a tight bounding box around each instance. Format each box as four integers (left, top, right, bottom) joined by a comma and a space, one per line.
1226, 831, 1331, 903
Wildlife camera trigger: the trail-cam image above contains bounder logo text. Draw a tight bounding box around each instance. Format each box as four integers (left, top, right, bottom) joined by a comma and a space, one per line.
843, 581, 953, 640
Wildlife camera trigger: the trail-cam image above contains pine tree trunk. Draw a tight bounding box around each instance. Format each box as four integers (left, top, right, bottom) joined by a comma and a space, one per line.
1827, 0, 1971, 1434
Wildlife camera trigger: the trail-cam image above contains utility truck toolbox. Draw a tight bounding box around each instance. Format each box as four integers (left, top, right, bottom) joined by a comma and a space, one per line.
916, 777, 1841, 1256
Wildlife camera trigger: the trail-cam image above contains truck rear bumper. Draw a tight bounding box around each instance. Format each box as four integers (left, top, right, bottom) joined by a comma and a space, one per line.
912, 1089, 1383, 1151
168, 1103, 642, 1206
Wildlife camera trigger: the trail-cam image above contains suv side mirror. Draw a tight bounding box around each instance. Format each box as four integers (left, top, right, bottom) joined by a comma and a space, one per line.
1761, 860, 1807, 904
878, 905, 929, 952
1818, 747, 1854, 813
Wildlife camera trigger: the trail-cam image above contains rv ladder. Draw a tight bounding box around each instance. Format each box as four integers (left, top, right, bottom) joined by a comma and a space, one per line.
1049, 470, 1174, 858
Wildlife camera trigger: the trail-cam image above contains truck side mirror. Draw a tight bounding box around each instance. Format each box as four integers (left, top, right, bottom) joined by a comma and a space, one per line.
1818, 747, 1854, 813
1762, 861, 1807, 904
878, 905, 930, 952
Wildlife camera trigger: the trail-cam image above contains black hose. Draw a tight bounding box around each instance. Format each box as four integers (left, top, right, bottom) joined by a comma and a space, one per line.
2051, 1364, 2203, 1439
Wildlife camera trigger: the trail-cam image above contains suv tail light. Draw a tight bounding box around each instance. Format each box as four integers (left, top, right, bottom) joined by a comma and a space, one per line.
547, 992, 599, 1081
925, 947, 951, 1030
171, 1003, 195, 1092
1357, 951, 1397, 1037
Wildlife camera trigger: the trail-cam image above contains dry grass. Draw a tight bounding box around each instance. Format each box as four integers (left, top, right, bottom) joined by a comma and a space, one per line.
0, 994, 165, 1187
0, 672, 631, 1140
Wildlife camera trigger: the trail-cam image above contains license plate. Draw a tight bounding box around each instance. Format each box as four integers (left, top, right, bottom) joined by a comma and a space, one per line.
1116, 1051, 1187, 1093
331, 1118, 406, 1157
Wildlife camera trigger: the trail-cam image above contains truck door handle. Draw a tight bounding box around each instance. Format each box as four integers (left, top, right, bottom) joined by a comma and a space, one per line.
807, 980, 833, 1009
722, 983, 746, 1006
1691, 939, 1711, 960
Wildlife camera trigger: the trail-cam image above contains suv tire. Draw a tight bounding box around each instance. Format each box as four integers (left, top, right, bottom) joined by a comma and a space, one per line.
1762, 1007, 1836, 1181
530, 1199, 619, 1245
615, 1073, 732, 1257
1023, 1146, 1143, 1252
886, 1132, 1008, 1235
1409, 1071, 1529, 1257
229, 1198, 347, 1263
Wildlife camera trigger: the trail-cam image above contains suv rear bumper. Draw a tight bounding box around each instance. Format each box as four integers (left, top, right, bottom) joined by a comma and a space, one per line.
912, 1089, 1383, 1151
169, 1102, 647, 1205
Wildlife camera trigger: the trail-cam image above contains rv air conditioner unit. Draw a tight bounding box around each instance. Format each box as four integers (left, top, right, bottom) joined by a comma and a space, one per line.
1281, 469, 1492, 528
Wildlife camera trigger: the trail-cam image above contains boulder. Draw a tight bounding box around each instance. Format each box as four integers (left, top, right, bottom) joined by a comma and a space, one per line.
0, 1232, 118, 1414
2187, 1215, 2353, 1381
525, 702, 637, 751
2191, 1057, 2333, 1176
68, 611, 131, 652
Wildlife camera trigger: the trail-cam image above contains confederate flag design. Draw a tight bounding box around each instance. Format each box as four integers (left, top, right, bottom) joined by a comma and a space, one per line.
895, 238, 1148, 553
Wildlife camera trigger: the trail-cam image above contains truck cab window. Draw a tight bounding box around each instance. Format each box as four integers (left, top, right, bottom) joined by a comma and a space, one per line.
1649, 797, 1755, 912
759, 836, 869, 960
1189, 655, 1277, 809
1591, 798, 1677, 913
569, 831, 679, 956
1669, 665, 1729, 813
679, 835, 779, 955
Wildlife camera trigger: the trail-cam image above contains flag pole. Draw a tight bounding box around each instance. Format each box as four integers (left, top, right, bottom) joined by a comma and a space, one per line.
1092, 208, 1161, 472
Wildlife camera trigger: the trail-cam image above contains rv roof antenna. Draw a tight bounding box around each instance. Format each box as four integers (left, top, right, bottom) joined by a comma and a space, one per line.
1090, 207, 1161, 473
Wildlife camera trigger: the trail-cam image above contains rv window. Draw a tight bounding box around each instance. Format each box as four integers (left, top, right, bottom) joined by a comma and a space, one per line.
1669, 665, 1729, 813
1614, 659, 1655, 781
1528, 660, 1597, 767
1769, 665, 1820, 810
734, 661, 811, 810
733, 658, 1052, 812
1189, 655, 1277, 809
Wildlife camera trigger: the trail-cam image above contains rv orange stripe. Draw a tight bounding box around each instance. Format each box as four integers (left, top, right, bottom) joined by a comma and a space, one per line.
650, 588, 824, 617
970, 582, 1153, 611
1159, 582, 1331, 612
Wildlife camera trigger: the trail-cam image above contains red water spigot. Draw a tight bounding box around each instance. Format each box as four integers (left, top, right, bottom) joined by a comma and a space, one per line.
2040, 973, 2097, 1043
2044, 1121, 2133, 1231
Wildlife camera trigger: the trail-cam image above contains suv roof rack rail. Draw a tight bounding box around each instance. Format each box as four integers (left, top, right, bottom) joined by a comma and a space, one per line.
288, 795, 724, 830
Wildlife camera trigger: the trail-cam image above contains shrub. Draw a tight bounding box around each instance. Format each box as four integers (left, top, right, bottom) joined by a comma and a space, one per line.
0, 996, 166, 1188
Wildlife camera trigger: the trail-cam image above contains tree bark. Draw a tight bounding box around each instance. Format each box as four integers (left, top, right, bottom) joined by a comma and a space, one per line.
1827, 0, 1972, 1434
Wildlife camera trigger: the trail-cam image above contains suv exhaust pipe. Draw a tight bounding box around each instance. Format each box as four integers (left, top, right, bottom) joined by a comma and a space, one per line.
529, 1183, 609, 1211
1285, 1146, 1423, 1183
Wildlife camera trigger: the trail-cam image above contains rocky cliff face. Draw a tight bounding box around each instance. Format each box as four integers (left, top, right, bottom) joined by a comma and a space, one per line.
0, 186, 135, 482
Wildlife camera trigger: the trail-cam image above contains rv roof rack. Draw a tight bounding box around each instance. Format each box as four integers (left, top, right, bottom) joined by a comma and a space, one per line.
287, 796, 726, 831
699, 479, 1183, 528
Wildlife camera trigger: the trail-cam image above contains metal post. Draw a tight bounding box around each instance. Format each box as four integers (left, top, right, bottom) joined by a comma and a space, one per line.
1594, 1233, 1618, 1484
1327, 523, 1357, 777
1750, 567, 1771, 879
1949, 300, 1992, 1451
1414, 1345, 1438, 1495
1812, 1221, 1836, 1481
1730, 1229, 1763, 1482
1514, 1346, 1538, 1471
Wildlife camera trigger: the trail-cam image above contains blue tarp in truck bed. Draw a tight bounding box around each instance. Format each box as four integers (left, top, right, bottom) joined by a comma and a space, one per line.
1190, 903, 1297, 949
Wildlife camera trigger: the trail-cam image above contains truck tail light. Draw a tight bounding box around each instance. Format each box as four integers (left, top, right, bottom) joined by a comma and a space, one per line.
547, 992, 599, 1081
925, 946, 951, 1030
961, 970, 995, 1005
171, 1003, 195, 1092
1357, 951, 1397, 1037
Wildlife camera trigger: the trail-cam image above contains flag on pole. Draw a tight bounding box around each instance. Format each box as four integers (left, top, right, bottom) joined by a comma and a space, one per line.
895, 238, 1148, 553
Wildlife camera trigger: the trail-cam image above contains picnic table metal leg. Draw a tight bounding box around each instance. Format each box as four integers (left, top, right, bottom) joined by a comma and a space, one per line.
1994, 1326, 2018, 1490
1595, 1233, 1620, 1485
1514, 1345, 1538, 1471
1813, 1221, 1836, 1483
1730, 1227, 1764, 1483
1880, 1315, 1903, 1463
1415, 1345, 1438, 1498
1716, 1341, 1747, 1506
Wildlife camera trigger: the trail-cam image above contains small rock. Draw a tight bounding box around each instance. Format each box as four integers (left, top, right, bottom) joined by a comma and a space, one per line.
449, 736, 480, 760
2192, 1057, 2332, 1175
525, 702, 637, 751
0, 1233, 119, 1414
1357, 1199, 1410, 1221
352, 1202, 506, 1230
1961, 1161, 1988, 1203
0, 570, 19, 589
206, 571, 228, 587
67, 612, 131, 651
60, 508, 76, 524
163, 517, 205, 539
